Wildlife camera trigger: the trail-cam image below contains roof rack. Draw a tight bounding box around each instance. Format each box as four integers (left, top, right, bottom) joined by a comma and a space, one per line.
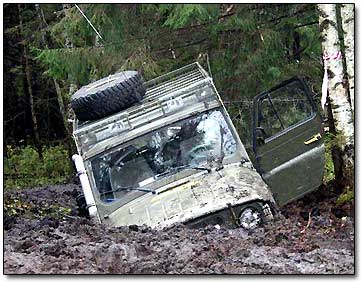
76, 62, 211, 132
73, 62, 219, 158
144, 62, 210, 101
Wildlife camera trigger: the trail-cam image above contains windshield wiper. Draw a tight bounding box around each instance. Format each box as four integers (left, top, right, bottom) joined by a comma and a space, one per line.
100, 186, 157, 196
188, 165, 212, 173
155, 164, 211, 179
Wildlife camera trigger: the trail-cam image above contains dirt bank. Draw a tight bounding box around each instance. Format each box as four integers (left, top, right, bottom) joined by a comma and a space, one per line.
4, 183, 354, 274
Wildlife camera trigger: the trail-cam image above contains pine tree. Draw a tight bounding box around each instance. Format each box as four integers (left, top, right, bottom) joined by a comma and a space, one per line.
18, 4, 43, 158
7, 3, 326, 152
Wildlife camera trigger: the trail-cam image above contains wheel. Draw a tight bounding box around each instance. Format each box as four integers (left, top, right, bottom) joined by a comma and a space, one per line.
238, 203, 265, 230
75, 193, 89, 218
71, 71, 146, 121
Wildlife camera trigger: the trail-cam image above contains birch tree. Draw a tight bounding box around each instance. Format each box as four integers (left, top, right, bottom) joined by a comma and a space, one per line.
317, 4, 354, 180
340, 4, 354, 113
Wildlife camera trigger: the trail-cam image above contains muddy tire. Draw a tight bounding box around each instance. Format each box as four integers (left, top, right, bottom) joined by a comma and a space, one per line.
237, 202, 265, 230
75, 194, 89, 218
71, 71, 146, 121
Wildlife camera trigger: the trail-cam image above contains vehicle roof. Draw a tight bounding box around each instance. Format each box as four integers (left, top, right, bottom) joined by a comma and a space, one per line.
73, 62, 225, 159
75, 62, 211, 132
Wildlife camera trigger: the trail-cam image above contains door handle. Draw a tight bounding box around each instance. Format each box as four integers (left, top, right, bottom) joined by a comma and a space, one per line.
304, 133, 322, 145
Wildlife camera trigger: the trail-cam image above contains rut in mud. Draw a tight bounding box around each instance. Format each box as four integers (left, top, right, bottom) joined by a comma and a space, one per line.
4, 183, 354, 274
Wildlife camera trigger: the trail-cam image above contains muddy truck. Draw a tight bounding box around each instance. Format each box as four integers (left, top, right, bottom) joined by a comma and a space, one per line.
70, 62, 325, 230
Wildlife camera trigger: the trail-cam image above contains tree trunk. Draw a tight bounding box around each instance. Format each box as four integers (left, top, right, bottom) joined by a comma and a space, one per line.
53, 79, 72, 136
317, 4, 354, 183
326, 96, 343, 183
62, 4, 79, 102
35, 4, 72, 138
18, 4, 43, 159
340, 4, 354, 113
61, 4, 79, 158
35, 4, 76, 159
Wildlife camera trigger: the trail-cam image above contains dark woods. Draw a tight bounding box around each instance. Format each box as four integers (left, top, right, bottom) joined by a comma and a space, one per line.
3, 4, 353, 192
4, 4, 322, 148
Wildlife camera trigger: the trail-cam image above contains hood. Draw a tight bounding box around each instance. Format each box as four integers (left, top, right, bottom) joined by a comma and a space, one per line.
103, 163, 275, 228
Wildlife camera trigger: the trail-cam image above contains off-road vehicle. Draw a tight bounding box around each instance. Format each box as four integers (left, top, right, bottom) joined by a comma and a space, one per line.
71, 62, 325, 229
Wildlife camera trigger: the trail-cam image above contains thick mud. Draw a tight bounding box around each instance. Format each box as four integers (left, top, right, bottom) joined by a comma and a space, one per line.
4, 183, 354, 274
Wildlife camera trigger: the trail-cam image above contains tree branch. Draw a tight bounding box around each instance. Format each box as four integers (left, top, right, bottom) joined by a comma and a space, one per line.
172, 12, 236, 33
268, 5, 315, 25
294, 21, 318, 29
152, 38, 208, 54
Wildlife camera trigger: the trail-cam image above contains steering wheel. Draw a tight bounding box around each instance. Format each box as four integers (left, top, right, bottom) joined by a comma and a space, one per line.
187, 144, 212, 160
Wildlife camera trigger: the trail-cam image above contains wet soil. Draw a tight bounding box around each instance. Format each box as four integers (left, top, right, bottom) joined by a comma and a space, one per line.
4, 183, 354, 274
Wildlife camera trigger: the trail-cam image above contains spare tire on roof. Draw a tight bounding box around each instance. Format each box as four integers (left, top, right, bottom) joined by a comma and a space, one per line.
71, 71, 146, 121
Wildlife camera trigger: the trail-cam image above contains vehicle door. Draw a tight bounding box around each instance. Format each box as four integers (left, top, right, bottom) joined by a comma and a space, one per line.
252, 77, 325, 206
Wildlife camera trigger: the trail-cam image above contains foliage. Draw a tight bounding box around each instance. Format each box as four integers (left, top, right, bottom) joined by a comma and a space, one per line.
160, 4, 219, 28
30, 4, 323, 95
336, 186, 354, 206
323, 130, 355, 186
5, 3, 335, 190
34, 4, 165, 85
4, 194, 72, 219
4, 145, 73, 190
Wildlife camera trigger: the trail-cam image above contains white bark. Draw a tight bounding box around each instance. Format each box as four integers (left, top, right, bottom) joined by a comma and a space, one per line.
340, 4, 354, 113
318, 4, 354, 168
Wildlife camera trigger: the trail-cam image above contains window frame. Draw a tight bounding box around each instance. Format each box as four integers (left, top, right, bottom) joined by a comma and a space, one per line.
252, 77, 319, 151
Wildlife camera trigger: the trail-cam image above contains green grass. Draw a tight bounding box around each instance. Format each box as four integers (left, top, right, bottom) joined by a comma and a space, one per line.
4, 145, 73, 190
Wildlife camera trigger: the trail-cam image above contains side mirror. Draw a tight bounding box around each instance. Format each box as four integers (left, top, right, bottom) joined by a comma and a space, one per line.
255, 127, 266, 146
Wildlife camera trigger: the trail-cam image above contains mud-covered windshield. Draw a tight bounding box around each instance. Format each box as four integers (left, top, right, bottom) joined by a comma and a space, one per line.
91, 109, 238, 203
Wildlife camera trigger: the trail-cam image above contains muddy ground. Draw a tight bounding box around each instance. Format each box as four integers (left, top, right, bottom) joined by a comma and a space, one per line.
4, 183, 354, 274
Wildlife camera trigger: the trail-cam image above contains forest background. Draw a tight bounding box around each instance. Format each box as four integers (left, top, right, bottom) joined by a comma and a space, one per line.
2, 3, 354, 204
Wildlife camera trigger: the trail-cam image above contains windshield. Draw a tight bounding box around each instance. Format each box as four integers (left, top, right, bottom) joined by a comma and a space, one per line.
90, 109, 238, 203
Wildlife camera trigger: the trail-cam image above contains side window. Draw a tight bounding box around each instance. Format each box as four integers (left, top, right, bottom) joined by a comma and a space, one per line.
257, 80, 314, 139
